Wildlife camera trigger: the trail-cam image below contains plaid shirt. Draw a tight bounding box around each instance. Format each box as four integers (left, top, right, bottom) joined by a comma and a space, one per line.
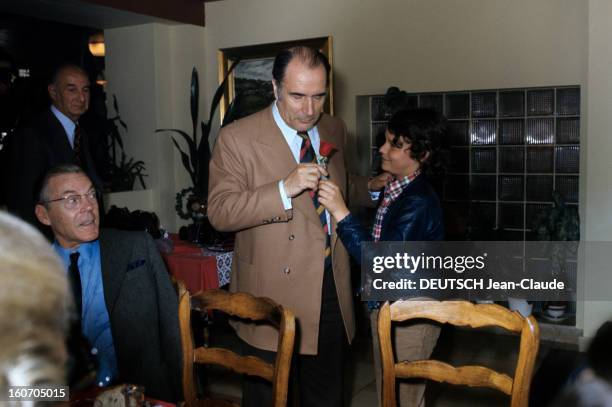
371, 169, 422, 241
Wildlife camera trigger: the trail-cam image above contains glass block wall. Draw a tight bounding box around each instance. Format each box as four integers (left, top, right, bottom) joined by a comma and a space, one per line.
367, 87, 580, 241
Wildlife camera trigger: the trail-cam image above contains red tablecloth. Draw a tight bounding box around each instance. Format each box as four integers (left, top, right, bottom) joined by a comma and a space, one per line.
163, 252, 219, 293
161, 234, 225, 293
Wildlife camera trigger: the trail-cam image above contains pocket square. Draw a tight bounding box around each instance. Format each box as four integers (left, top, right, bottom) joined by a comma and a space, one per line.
127, 258, 146, 271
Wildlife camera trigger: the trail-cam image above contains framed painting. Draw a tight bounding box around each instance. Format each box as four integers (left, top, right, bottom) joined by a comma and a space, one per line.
217, 36, 333, 123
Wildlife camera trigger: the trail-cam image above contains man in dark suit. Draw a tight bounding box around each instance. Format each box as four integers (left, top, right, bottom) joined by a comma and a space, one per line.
34, 164, 181, 402
6, 64, 101, 227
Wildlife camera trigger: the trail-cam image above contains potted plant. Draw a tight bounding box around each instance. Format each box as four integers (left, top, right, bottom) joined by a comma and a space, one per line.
106, 95, 147, 191
156, 62, 241, 243
532, 191, 580, 319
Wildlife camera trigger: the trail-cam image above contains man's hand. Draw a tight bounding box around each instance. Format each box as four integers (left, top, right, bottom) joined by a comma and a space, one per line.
368, 172, 393, 191
283, 163, 328, 198
318, 180, 350, 222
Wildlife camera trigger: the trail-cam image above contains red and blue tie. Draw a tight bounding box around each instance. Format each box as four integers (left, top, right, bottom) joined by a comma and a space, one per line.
298, 131, 332, 270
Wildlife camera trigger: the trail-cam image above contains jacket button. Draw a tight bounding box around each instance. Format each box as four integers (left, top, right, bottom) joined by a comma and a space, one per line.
288, 234, 295, 241
283, 267, 290, 274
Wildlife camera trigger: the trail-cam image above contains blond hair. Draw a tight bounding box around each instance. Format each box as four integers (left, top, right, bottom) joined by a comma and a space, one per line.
0, 211, 70, 396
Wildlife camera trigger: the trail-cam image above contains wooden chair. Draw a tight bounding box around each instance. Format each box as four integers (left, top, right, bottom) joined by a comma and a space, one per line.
377, 300, 540, 407
176, 281, 296, 407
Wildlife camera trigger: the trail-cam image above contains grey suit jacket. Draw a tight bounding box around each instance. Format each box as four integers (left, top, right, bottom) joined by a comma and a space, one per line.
99, 229, 182, 402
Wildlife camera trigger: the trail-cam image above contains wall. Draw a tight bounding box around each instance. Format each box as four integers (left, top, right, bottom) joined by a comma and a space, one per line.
203, 0, 585, 172
202, 0, 612, 339
103, 0, 611, 339
105, 23, 206, 231
580, 0, 612, 342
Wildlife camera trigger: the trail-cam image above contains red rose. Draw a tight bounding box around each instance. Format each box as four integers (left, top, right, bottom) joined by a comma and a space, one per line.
319, 141, 337, 158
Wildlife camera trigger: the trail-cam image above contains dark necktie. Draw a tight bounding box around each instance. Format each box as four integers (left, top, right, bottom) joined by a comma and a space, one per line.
69, 252, 83, 318
298, 131, 332, 270
73, 124, 82, 165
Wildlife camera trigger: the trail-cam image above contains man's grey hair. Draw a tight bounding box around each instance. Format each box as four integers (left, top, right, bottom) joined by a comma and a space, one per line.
0, 211, 70, 394
38, 164, 87, 204
49, 64, 89, 86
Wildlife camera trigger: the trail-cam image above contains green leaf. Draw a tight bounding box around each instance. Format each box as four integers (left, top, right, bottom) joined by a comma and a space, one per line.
156, 128, 198, 172
203, 58, 241, 144
190, 67, 199, 145
171, 137, 196, 186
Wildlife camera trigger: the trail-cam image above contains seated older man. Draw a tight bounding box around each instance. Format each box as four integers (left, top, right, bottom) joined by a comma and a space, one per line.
34, 164, 182, 402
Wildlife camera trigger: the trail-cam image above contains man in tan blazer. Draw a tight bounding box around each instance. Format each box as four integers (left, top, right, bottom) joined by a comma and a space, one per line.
208, 46, 370, 406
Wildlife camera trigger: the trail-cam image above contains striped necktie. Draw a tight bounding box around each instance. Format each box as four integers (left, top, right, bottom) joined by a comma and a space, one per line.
73, 123, 82, 165
298, 131, 332, 270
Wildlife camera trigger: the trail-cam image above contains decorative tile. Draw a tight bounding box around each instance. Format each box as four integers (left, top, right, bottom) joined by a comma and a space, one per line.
499, 175, 524, 201
527, 89, 554, 116
556, 88, 580, 116
526, 118, 554, 145
419, 94, 443, 113
445, 93, 470, 119
472, 92, 497, 118
555, 146, 580, 173
471, 120, 497, 145
499, 119, 524, 145
447, 121, 470, 145
526, 175, 553, 201
469, 202, 496, 230
500, 203, 524, 229
556, 117, 580, 144
371, 96, 387, 121
499, 90, 525, 117
471, 148, 497, 173
499, 147, 524, 173
470, 175, 496, 200
450, 147, 470, 172
527, 147, 554, 173
555, 175, 579, 203
527, 203, 552, 230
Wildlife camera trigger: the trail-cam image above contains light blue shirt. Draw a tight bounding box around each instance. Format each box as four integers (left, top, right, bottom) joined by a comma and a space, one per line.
272, 102, 331, 233
54, 240, 118, 387
50, 105, 77, 148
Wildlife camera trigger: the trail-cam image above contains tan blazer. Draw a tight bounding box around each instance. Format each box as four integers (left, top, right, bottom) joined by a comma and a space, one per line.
208, 106, 357, 355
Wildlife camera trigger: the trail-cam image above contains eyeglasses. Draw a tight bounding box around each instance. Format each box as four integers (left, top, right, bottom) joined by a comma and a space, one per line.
42, 189, 98, 210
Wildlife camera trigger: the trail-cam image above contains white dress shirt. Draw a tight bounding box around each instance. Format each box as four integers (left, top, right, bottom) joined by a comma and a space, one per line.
272, 102, 331, 234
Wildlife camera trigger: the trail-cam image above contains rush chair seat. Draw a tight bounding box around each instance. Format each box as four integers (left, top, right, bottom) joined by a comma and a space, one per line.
177, 281, 296, 407
377, 300, 540, 407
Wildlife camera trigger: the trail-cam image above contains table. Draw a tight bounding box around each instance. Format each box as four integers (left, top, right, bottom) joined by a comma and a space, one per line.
160, 234, 232, 293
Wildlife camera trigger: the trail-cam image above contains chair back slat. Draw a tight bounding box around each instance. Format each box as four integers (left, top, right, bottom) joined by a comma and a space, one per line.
195, 347, 274, 381
194, 289, 283, 328
395, 360, 513, 394
390, 301, 524, 333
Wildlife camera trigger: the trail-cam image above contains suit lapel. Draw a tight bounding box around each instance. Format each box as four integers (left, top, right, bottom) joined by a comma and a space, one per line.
252, 106, 295, 173
99, 230, 129, 316
44, 110, 75, 163
253, 107, 323, 230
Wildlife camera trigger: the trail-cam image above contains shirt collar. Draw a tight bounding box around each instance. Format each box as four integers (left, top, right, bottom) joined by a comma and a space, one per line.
272, 101, 321, 161
53, 240, 97, 260
50, 105, 77, 143
384, 169, 422, 201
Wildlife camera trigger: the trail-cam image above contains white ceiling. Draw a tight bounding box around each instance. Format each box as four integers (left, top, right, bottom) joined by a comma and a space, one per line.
0, 0, 176, 29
